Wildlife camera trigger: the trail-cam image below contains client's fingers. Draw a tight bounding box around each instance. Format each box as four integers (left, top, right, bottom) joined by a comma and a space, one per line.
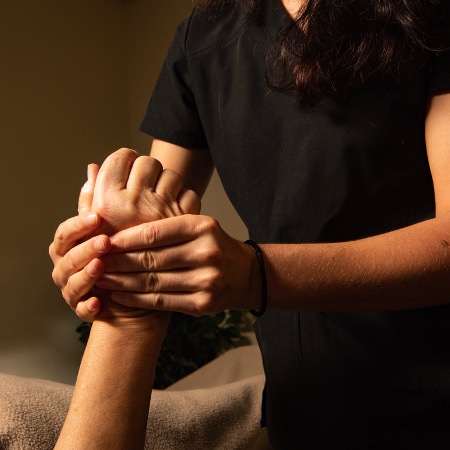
78, 164, 100, 215
178, 188, 201, 215
126, 156, 163, 192
63, 258, 105, 310
94, 148, 138, 194
154, 169, 184, 206
52, 235, 110, 288
50, 213, 101, 263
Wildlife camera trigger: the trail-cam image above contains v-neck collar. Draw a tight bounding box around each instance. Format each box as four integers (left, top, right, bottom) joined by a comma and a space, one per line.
257, 0, 292, 39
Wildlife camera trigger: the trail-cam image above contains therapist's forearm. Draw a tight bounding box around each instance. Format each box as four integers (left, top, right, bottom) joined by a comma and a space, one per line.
55, 316, 168, 450
262, 215, 450, 312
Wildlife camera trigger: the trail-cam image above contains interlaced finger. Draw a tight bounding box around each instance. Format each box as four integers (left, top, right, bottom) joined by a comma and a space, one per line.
63, 258, 104, 310
53, 235, 111, 288
111, 291, 215, 316
96, 269, 199, 293
101, 238, 208, 273
108, 214, 212, 253
50, 213, 101, 262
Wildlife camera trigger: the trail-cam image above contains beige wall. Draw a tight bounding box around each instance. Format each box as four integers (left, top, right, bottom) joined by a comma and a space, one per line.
0, 0, 246, 384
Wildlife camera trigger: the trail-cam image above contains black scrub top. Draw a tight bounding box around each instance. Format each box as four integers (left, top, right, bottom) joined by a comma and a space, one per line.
141, 0, 450, 448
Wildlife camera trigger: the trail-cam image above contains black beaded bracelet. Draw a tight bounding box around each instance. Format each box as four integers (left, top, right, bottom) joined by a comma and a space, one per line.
245, 239, 268, 317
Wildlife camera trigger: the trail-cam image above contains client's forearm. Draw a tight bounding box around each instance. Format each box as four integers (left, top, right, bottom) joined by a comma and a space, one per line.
55, 314, 169, 450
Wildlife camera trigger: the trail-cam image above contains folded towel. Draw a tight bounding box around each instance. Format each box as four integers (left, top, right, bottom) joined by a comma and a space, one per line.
0, 345, 270, 449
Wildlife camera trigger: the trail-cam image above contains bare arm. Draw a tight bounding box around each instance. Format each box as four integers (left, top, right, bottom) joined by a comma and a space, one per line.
54, 313, 168, 450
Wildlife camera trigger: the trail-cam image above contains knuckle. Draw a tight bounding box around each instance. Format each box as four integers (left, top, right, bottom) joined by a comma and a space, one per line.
178, 189, 201, 215
195, 293, 215, 316
64, 278, 76, 299
153, 293, 165, 309
206, 268, 223, 292
112, 148, 135, 161
138, 250, 157, 271
196, 244, 221, 266
199, 216, 220, 234
145, 272, 159, 292
142, 224, 159, 247
103, 153, 128, 173
63, 284, 78, 310
54, 217, 83, 247
117, 147, 136, 155
148, 156, 163, 172
54, 223, 66, 246
197, 268, 222, 292
113, 232, 126, 250
64, 253, 78, 276
52, 268, 63, 287
49, 243, 56, 260
190, 301, 203, 317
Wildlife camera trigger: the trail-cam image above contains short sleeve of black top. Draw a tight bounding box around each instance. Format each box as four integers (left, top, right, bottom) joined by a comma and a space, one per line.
141, 1, 450, 449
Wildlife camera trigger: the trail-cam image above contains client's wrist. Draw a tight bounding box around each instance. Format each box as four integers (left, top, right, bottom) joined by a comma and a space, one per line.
94, 292, 170, 335
95, 308, 170, 341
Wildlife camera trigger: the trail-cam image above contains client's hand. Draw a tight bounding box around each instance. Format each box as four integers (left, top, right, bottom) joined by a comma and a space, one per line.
89, 148, 200, 236
49, 148, 200, 322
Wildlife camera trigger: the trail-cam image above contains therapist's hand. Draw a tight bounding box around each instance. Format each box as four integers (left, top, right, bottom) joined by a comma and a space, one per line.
49, 148, 200, 322
96, 214, 261, 317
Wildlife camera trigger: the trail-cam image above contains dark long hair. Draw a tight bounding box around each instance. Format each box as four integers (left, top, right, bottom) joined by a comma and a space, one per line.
196, 0, 449, 100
